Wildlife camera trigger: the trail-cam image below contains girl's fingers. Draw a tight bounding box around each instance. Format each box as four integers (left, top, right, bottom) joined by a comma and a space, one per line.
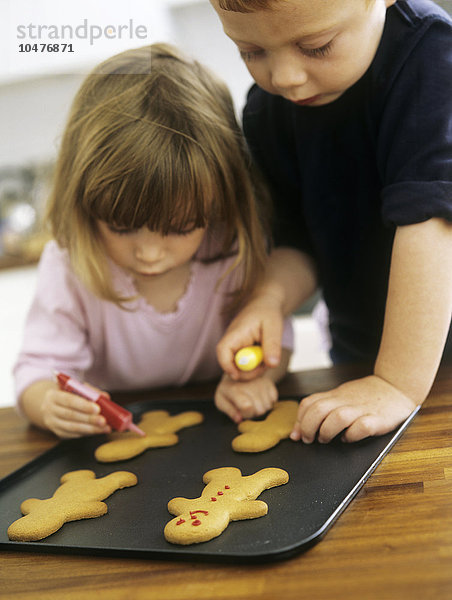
236, 394, 257, 420
233, 364, 268, 382
214, 392, 243, 424
216, 313, 284, 380
215, 374, 279, 424
51, 390, 100, 415
49, 393, 109, 433
233, 380, 277, 418
54, 420, 111, 439
261, 319, 283, 368
43, 389, 113, 438
216, 324, 254, 375
43, 407, 111, 438
83, 382, 111, 400
258, 383, 278, 414
56, 406, 107, 427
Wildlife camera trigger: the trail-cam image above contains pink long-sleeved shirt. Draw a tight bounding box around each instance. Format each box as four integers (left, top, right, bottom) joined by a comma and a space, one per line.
14, 241, 293, 403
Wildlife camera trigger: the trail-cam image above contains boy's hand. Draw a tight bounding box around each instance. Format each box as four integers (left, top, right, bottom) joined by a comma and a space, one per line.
290, 375, 418, 444
216, 295, 284, 382
214, 373, 279, 423
41, 388, 112, 439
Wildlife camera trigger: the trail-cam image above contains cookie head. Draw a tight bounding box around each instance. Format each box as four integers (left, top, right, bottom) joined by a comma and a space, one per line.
164, 508, 229, 545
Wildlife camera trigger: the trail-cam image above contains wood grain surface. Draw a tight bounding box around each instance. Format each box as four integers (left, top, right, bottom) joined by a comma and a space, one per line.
0, 364, 451, 600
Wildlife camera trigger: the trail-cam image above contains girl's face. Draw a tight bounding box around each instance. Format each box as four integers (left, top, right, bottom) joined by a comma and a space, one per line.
97, 221, 206, 281
211, 0, 395, 106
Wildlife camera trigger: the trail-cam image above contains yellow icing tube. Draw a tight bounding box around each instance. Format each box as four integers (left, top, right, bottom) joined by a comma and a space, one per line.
234, 346, 264, 371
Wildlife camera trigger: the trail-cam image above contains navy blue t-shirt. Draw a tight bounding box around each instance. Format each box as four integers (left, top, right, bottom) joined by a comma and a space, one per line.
243, 0, 452, 363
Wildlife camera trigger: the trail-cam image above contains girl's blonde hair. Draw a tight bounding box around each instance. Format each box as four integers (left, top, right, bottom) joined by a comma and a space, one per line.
46, 43, 269, 312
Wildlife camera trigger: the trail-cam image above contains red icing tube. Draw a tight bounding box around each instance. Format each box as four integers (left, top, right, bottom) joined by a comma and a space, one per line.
55, 372, 145, 436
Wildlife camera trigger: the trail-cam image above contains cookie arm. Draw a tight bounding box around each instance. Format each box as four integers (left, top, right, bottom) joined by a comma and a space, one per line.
229, 499, 268, 520
203, 467, 242, 484
232, 432, 280, 453
167, 497, 199, 516
98, 471, 138, 496
8, 510, 67, 541
7, 500, 109, 541
252, 468, 290, 489
95, 437, 173, 462
237, 420, 259, 433
165, 412, 204, 433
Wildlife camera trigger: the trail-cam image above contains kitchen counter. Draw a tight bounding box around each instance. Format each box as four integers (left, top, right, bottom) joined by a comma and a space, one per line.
1, 363, 451, 599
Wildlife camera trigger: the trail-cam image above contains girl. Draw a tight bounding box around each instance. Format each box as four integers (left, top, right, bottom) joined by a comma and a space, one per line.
14, 43, 293, 438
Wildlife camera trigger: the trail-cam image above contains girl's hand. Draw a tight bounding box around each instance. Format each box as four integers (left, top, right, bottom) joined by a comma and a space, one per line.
214, 373, 279, 423
290, 375, 418, 444
41, 388, 112, 439
216, 295, 284, 382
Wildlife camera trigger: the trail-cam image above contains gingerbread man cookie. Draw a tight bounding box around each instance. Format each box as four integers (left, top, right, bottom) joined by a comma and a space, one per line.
164, 466, 289, 545
232, 400, 299, 453
95, 409, 204, 462
7, 469, 137, 542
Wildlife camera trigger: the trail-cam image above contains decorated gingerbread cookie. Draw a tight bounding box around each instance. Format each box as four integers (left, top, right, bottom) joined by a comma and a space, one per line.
164, 466, 289, 545
95, 409, 204, 462
232, 400, 299, 453
7, 469, 137, 542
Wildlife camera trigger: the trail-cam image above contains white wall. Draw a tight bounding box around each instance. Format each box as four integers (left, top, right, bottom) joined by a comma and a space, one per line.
0, 0, 252, 169
2, 0, 174, 83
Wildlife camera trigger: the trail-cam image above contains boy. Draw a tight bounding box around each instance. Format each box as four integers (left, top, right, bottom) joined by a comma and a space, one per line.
211, 0, 452, 443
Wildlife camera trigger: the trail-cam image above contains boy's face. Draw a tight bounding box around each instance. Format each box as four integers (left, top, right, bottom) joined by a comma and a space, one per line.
211, 0, 396, 106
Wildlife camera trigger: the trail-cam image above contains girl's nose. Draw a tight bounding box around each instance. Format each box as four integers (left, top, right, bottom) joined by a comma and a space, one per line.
270, 51, 308, 95
135, 231, 165, 263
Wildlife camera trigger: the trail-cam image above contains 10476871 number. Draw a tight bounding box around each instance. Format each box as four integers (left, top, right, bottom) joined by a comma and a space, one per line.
19, 43, 74, 53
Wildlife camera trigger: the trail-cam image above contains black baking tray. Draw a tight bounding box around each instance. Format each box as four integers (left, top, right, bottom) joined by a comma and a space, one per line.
0, 397, 419, 563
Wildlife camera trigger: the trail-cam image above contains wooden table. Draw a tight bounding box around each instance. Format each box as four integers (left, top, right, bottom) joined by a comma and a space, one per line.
1, 364, 451, 600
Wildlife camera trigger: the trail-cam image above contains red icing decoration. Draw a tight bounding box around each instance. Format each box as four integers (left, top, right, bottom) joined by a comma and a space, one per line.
217, 491, 224, 496
190, 510, 209, 516
211, 497, 217, 501
176, 518, 185, 526
225, 485, 230, 489
192, 520, 201, 526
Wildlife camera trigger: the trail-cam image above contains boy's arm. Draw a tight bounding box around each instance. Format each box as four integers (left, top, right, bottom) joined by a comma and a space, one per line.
291, 217, 452, 443
374, 217, 452, 402
217, 247, 317, 379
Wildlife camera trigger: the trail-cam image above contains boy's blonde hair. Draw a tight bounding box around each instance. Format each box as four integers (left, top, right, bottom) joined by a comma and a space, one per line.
46, 43, 269, 311
217, 0, 277, 10
217, 0, 374, 10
